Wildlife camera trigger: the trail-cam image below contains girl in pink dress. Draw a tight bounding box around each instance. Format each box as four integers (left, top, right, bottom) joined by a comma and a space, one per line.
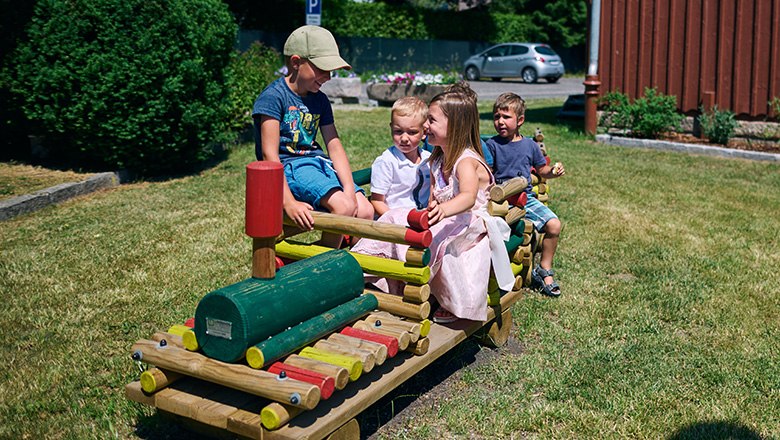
351, 87, 514, 323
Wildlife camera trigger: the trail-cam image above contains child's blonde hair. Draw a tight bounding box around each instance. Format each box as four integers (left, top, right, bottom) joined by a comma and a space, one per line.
428, 85, 484, 175
493, 92, 526, 118
391, 96, 428, 125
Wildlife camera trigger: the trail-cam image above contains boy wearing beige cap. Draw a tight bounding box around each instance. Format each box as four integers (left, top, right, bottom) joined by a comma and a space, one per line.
253, 26, 373, 247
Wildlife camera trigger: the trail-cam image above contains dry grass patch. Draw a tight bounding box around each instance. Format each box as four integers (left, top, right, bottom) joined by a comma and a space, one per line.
0, 162, 95, 200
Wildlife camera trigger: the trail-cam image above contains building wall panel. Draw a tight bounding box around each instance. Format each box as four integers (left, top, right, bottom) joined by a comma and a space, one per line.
597, 0, 779, 119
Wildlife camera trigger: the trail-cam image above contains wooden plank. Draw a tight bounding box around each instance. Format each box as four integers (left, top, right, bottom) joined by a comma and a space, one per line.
264, 289, 521, 440
190, 386, 259, 429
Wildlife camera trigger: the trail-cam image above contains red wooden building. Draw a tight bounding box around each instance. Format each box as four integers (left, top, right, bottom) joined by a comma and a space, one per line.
593, 0, 780, 120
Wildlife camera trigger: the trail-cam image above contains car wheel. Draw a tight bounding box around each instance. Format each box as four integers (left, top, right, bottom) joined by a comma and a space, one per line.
522, 67, 538, 83
465, 66, 480, 81
491, 77, 502, 82
546, 76, 560, 83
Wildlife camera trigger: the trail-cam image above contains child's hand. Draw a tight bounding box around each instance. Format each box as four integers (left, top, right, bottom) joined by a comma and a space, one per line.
552, 162, 565, 177
285, 200, 315, 230
427, 200, 446, 226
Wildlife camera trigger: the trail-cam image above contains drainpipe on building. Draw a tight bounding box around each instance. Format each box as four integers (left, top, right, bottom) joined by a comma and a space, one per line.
584, 0, 602, 137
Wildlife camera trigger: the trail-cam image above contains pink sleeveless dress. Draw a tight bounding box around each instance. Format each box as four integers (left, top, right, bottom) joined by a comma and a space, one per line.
352, 149, 513, 321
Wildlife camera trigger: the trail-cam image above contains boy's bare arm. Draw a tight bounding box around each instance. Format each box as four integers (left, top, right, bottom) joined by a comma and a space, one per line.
370, 193, 389, 216
259, 116, 314, 229
537, 161, 565, 179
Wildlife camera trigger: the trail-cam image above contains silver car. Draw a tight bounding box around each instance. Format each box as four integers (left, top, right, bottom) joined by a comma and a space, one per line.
463, 43, 565, 83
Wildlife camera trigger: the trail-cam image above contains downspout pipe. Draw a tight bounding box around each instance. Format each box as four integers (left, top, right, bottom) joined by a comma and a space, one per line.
584, 0, 602, 136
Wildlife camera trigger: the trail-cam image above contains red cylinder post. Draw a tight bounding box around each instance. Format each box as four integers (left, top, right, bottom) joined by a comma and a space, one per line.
246, 161, 284, 238
404, 229, 432, 248
246, 161, 284, 279
406, 209, 430, 231
267, 362, 335, 400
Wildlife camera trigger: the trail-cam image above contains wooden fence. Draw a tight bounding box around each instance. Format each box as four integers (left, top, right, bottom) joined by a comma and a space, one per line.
596, 0, 780, 119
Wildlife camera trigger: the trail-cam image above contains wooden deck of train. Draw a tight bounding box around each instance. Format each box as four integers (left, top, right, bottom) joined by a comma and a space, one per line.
125, 288, 519, 439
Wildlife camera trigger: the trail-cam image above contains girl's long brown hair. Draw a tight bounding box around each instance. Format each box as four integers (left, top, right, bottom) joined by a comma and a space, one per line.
428, 86, 484, 175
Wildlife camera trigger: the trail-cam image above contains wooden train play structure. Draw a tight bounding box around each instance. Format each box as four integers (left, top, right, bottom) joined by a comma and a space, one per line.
125, 131, 555, 439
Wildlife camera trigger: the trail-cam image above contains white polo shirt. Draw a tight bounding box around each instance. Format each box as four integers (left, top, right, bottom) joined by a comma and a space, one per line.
370, 146, 431, 210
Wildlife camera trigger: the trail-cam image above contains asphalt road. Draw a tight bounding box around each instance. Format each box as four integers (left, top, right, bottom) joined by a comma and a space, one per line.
466, 77, 585, 102
357, 77, 584, 105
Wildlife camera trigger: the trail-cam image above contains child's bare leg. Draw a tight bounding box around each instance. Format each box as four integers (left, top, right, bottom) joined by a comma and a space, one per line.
355, 192, 374, 220
540, 218, 562, 285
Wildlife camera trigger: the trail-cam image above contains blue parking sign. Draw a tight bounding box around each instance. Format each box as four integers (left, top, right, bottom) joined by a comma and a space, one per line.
306, 0, 321, 25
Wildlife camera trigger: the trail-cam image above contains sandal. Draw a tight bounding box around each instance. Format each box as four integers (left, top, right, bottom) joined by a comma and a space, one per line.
532, 266, 562, 297
432, 308, 458, 324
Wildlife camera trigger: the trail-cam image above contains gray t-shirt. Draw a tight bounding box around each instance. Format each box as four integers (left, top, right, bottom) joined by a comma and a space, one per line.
485, 135, 546, 192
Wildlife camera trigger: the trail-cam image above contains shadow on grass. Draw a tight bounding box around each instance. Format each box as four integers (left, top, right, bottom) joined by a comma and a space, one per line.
667, 420, 764, 440
356, 337, 484, 438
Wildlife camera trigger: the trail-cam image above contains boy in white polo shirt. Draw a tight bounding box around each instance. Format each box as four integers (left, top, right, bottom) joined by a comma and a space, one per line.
369, 96, 431, 216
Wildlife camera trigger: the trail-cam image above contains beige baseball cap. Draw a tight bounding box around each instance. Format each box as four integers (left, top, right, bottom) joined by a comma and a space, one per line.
284, 25, 351, 71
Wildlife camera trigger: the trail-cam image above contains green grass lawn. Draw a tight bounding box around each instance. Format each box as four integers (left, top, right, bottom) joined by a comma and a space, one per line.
0, 99, 778, 439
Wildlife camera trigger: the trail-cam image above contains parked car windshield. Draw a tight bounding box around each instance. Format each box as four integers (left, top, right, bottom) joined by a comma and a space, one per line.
534, 45, 558, 56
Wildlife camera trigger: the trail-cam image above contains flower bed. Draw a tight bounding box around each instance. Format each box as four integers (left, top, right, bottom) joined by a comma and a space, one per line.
366, 71, 459, 106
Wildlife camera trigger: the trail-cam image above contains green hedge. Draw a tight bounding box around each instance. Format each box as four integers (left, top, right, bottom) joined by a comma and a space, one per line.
7, 0, 237, 174
225, 42, 281, 133
323, 3, 540, 43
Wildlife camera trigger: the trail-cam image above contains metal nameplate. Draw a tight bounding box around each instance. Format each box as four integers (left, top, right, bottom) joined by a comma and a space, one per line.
205, 318, 233, 340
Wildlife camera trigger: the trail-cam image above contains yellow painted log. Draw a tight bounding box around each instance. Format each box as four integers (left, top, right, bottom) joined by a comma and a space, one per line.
489, 176, 529, 202
261, 402, 303, 430
130, 339, 320, 409
365, 289, 431, 320
140, 368, 183, 394
165, 326, 199, 351
511, 262, 524, 276
313, 339, 376, 374
276, 240, 430, 285
299, 347, 362, 382
283, 354, 350, 391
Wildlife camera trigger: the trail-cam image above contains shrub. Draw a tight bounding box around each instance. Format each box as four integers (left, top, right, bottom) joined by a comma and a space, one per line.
699, 105, 738, 145
599, 88, 681, 139
225, 42, 281, 133
8, 0, 237, 175
630, 88, 681, 138
770, 97, 780, 120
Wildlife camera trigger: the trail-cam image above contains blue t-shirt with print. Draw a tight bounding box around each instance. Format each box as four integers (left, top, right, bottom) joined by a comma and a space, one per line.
486, 135, 546, 193
252, 76, 334, 162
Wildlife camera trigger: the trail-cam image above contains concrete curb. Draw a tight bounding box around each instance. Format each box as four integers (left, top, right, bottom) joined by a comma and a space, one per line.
0, 171, 122, 221
596, 134, 780, 162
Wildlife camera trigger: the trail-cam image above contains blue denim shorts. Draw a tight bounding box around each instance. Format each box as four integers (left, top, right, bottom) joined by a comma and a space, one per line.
524, 195, 558, 231
284, 156, 364, 210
